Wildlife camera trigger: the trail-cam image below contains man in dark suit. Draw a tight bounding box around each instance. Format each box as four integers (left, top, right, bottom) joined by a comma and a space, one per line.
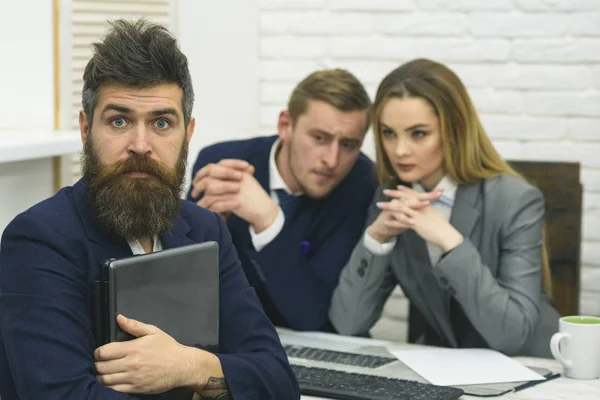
187, 69, 376, 332
0, 19, 298, 400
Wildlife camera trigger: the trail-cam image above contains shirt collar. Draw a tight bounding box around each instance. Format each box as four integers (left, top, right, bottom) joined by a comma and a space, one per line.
127, 235, 162, 255
269, 138, 303, 195
413, 175, 458, 204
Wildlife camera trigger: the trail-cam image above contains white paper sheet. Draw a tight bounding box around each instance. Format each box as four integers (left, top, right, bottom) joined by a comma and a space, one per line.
282, 330, 389, 346
392, 348, 545, 386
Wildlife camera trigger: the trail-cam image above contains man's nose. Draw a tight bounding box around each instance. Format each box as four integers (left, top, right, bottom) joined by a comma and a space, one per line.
128, 124, 152, 156
322, 142, 340, 169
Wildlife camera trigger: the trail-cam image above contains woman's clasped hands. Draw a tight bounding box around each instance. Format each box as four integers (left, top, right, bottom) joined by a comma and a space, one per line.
367, 185, 463, 253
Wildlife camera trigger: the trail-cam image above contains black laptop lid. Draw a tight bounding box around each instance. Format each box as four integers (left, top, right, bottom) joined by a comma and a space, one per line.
104, 241, 219, 349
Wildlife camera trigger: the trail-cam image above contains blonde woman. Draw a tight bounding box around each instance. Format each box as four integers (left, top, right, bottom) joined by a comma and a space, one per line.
329, 59, 559, 357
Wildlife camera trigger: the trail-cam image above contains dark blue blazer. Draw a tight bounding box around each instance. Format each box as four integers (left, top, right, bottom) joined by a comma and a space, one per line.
187, 135, 376, 331
0, 179, 299, 400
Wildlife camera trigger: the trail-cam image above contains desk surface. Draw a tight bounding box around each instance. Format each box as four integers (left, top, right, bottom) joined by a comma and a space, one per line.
291, 331, 600, 400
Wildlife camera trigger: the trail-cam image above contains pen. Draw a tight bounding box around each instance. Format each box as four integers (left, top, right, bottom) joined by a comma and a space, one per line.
432, 195, 454, 207
513, 373, 561, 393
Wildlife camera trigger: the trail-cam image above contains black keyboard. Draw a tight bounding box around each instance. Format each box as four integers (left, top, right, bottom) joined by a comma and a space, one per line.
292, 365, 464, 400
284, 345, 396, 368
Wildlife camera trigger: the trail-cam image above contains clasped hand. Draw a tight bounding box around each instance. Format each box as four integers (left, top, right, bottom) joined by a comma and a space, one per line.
191, 159, 279, 232
368, 186, 463, 252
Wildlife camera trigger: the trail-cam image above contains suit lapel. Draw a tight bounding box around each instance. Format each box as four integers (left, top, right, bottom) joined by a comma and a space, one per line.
449, 182, 481, 241
443, 181, 482, 310
161, 212, 195, 250
401, 181, 483, 348
440, 181, 483, 342
402, 231, 457, 346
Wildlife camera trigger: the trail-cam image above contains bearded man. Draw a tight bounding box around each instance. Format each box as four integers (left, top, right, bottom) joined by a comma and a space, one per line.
0, 19, 298, 400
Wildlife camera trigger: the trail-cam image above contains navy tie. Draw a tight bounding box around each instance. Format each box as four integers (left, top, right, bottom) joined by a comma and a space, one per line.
275, 189, 300, 220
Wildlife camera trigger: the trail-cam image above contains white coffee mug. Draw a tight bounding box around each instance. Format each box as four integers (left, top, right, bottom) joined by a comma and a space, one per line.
550, 315, 600, 380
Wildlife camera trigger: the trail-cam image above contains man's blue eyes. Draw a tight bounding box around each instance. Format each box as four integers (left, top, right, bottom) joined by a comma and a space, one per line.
154, 119, 170, 129
110, 118, 170, 129
112, 117, 126, 127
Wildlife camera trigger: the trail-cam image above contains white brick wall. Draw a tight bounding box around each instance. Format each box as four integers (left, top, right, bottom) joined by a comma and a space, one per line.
418, 0, 512, 11
514, 0, 600, 12
258, 0, 600, 341
469, 13, 568, 37
512, 39, 600, 63
593, 66, 600, 87
569, 13, 600, 36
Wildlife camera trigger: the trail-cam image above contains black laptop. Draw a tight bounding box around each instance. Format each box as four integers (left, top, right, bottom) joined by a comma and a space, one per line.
92, 241, 219, 352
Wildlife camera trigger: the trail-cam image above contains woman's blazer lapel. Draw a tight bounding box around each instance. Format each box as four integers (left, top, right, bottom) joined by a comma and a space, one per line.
449, 182, 482, 247
396, 181, 484, 347
398, 231, 458, 346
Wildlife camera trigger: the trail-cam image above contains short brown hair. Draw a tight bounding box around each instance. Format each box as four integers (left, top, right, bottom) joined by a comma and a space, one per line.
287, 69, 371, 132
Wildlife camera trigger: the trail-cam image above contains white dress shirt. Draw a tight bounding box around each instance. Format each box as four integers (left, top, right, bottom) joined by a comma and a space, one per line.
364, 176, 458, 266
127, 235, 162, 255
249, 139, 303, 251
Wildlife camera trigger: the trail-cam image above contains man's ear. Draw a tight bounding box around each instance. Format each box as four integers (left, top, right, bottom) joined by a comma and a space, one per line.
79, 110, 89, 146
277, 110, 292, 141
186, 117, 196, 143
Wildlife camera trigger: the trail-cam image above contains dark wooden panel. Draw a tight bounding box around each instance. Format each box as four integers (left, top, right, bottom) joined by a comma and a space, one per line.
509, 161, 582, 317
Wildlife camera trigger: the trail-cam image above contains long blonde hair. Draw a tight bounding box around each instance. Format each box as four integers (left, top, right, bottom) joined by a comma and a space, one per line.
372, 59, 552, 298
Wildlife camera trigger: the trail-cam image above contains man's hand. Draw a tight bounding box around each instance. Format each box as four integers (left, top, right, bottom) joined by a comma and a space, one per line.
200, 172, 279, 233
192, 159, 279, 232
191, 159, 254, 200
95, 315, 218, 394
191, 159, 255, 220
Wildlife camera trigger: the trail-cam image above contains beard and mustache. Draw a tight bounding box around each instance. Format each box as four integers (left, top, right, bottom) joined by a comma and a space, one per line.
81, 137, 188, 240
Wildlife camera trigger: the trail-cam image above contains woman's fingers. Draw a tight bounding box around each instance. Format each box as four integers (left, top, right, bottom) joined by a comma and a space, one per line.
383, 216, 413, 229
382, 186, 443, 207
397, 184, 444, 195
376, 200, 418, 219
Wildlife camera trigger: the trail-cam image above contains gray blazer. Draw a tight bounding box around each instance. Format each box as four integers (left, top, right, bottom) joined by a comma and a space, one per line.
329, 174, 560, 358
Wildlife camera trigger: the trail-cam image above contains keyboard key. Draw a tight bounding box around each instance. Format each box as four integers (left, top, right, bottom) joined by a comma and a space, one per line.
292, 365, 464, 400
284, 345, 396, 369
